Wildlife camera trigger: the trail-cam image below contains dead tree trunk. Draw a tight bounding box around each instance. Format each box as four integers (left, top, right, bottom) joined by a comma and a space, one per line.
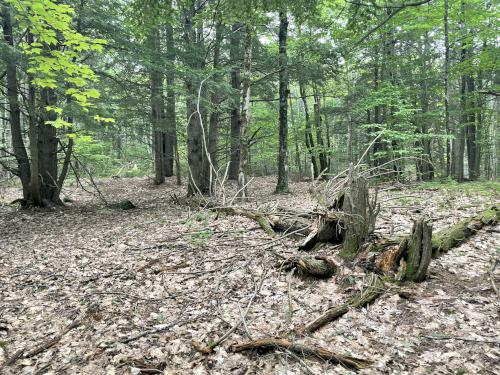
404, 219, 432, 282
339, 165, 379, 260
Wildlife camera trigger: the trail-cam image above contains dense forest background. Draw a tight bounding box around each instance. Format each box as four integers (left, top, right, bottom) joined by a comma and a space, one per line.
0, 0, 498, 205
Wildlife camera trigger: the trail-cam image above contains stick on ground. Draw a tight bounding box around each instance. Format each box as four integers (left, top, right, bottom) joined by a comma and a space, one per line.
230, 338, 372, 370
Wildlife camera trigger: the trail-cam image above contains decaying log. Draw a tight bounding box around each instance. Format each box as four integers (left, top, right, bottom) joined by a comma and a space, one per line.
432, 206, 499, 256
282, 256, 337, 278
230, 338, 372, 370
212, 205, 341, 241
362, 207, 499, 281
298, 215, 343, 251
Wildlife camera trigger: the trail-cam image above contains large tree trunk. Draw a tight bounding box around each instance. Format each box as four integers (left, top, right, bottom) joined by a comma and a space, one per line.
35, 88, 61, 206
275, 10, 289, 193
184, 0, 209, 195
2, 5, 31, 200
229, 23, 242, 180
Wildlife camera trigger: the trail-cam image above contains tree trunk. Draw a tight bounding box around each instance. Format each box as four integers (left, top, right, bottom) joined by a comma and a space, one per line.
417, 33, 434, 181
184, 0, 209, 195
165, 10, 176, 177
313, 85, 328, 174
466, 74, 478, 180
36, 89, 60, 205
2, 5, 31, 200
150, 27, 166, 185
229, 23, 242, 180
339, 165, 379, 259
275, 10, 289, 193
455, 49, 466, 182
290, 97, 302, 178
208, 23, 223, 178
444, 0, 451, 177
238, 26, 252, 199
299, 82, 318, 178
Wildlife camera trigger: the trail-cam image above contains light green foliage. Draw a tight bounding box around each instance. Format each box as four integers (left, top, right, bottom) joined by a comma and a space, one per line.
74, 136, 150, 178
6, 0, 110, 126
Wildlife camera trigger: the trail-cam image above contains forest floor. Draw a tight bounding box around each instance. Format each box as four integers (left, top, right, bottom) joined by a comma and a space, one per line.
0, 176, 499, 375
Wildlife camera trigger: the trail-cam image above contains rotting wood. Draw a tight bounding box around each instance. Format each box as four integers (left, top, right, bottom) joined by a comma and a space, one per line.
431, 206, 499, 256
281, 256, 337, 278
211, 205, 338, 239
229, 338, 372, 370
361, 207, 499, 280
339, 165, 379, 260
405, 219, 432, 282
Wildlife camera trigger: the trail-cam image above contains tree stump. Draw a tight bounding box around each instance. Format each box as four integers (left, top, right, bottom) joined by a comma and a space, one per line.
339, 165, 379, 260
404, 219, 432, 282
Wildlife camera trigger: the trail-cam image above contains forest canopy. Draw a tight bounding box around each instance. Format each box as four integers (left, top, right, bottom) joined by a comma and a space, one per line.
0, 0, 498, 203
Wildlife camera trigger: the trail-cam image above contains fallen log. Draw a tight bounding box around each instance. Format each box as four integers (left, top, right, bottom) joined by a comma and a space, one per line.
361, 207, 499, 281
431, 206, 499, 256
230, 338, 372, 370
212, 205, 342, 243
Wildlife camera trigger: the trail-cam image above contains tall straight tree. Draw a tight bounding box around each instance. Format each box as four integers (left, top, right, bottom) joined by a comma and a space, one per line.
1, 5, 30, 199
149, 26, 166, 185
183, 0, 209, 195
237, 25, 253, 198
229, 23, 242, 180
164, 0, 176, 177
275, 8, 289, 193
443, 0, 451, 177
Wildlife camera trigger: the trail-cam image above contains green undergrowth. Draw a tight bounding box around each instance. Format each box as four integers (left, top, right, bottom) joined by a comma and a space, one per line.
417, 179, 500, 197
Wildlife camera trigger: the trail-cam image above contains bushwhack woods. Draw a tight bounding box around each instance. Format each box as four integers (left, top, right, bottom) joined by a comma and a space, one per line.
0, 0, 499, 374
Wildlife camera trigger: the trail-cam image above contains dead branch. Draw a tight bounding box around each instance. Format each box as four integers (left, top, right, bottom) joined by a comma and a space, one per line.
4, 315, 87, 366
302, 273, 385, 334
303, 304, 349, 334
192, 269, 267, 354
229, 338, 372, 370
